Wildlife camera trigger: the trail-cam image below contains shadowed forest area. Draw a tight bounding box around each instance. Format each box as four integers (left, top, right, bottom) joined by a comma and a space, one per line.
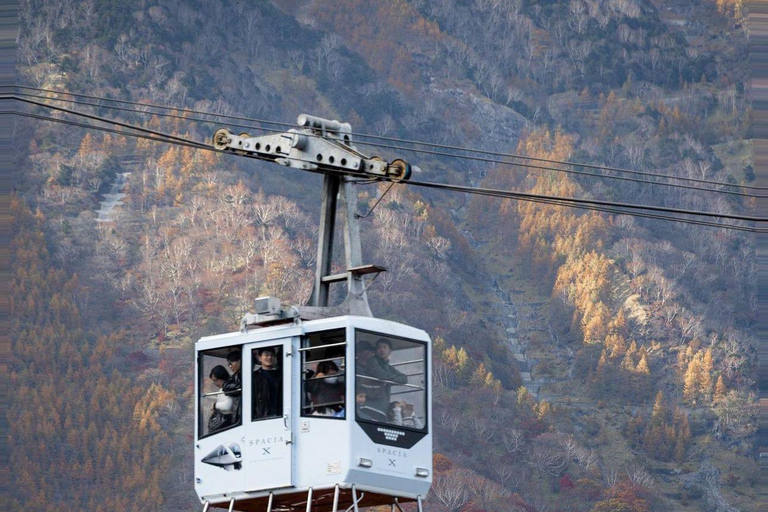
10, 0, 756, 511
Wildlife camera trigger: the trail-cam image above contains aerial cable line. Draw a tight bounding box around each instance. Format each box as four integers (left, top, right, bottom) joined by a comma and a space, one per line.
5, 93, 761, 200
9, 110, 756, 233
6, 84, 763, 193
8, 108, 762, 232
6, 109, 763, 232
358, 137, 764, 199
7, 85, 760, 196
405, 178, 764, 231
5, 95, 214, 150
6, 102, 759, 224
5, 110, 215, 151
5, 106, 762, 229
404, 177, 763, 223
4, 84, 757, 190
4, 84, 297, 128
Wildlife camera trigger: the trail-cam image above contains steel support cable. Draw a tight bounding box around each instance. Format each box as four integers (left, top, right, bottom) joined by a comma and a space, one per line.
405, 179, 764, 233
7, 91, 290, 136
6, 109, 763, 232
3, 95, 210, 149
5, 84, 764, 193
7, 108, 761, 230
11, 109, 762, 232
405, 178, 763, 223
3, 84, 297, 128
5, 110, 215, 151
7, 92, 762, 200
355, 136, 764, 199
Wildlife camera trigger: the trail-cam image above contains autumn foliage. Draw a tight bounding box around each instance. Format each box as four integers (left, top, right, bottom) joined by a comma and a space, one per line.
9, 197, 172, 512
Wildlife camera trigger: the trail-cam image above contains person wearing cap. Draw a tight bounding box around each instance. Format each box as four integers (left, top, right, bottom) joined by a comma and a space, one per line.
358, 338, 408, 414
253, 347, 282, 419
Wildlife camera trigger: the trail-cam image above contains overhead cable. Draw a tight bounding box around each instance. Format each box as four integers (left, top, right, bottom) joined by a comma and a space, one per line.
7, 90, 761, 199
5, 85, 763, 193
6, 108, 763, 232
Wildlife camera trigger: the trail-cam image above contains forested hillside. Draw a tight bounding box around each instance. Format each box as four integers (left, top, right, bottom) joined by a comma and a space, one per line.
11, 1, 756, 511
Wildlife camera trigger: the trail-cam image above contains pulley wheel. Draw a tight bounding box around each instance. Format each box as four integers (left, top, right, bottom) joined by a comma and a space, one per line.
388, 159, 412, 182
213, 129, 231, 150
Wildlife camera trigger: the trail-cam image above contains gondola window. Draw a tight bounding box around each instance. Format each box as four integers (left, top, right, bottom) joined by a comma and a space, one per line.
300, 329, 347, 418
198, 346, 242, 438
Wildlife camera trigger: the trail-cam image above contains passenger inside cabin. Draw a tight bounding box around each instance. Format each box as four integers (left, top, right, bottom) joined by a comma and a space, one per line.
356, 340, 374, 369
358, 338, 408, 414
253, 347, 282, 419
354, 390, 387, 422
224, 350, 242, 424
388, 400, 424, 429
208, 365, 234, 434
307, 360, 345, 417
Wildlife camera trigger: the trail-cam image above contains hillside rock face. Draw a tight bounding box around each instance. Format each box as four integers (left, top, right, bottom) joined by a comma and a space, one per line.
429, 84, 531, 152
680, 461, 739, 512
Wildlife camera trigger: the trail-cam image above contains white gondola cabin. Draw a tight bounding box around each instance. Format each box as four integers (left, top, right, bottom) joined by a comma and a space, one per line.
198, 115, 432, 511
194, 314, 432, 512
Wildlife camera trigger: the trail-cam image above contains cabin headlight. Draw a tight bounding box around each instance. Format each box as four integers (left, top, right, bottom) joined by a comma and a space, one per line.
358, 458, 373, 468
415, 468, 429, 478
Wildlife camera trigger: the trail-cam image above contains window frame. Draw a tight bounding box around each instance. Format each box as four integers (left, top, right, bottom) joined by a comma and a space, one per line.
353, 329, 429, 434
250, 344, 286, 422
299, 329, 347, 420
198, 345, 243, 440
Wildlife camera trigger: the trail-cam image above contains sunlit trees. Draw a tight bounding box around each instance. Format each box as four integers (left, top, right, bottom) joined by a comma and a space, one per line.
10, 197, 172, 512
627, 391, 691, 462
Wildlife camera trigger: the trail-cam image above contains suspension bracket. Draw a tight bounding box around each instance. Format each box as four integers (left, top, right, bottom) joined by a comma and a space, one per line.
212, 114, 413, 182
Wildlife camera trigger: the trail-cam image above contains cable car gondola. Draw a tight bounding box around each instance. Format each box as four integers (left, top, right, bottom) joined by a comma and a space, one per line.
195, 116, 432, 512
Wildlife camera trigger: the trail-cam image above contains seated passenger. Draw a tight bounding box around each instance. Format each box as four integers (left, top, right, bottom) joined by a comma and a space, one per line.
354, 390, 387, 422
208, 365, 234, 433
307, 361, 345, 416
388, 400, 424, 429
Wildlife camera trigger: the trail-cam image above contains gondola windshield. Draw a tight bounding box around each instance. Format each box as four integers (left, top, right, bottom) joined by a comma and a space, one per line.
355, 331, 427, 432
198, 347, 243, 438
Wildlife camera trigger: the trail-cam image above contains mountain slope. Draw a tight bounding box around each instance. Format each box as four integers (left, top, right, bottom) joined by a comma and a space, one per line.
11, 1, 756, 511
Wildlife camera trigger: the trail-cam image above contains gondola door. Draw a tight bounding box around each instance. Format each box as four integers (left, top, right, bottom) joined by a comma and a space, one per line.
244, 338, 294, 491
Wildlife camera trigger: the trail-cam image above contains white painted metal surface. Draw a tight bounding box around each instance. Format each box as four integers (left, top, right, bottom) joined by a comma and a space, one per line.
194, 316, 432, 509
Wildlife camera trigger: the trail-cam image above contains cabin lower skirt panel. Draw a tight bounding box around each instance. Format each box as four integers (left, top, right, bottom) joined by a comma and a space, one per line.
202, 484, 421, 512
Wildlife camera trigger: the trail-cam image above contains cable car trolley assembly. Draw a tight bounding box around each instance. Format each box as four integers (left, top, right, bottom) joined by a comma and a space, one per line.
195, 115, 432, 512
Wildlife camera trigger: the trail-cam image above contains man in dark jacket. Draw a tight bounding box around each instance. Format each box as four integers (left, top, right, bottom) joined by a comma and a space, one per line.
253, 347, 282, 419
359, 338, 408, 414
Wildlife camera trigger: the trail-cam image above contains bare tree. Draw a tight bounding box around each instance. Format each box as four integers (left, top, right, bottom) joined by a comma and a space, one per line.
603, 466, 620, 487
494, 464, 516, 486
430, 470, 470, 512
472, 417, 494, 443
434, 361, 456, 392
438, 410, 461, 434
527, 435, 567, 476
502, 428, 525, 454
625, 465, 655, 489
